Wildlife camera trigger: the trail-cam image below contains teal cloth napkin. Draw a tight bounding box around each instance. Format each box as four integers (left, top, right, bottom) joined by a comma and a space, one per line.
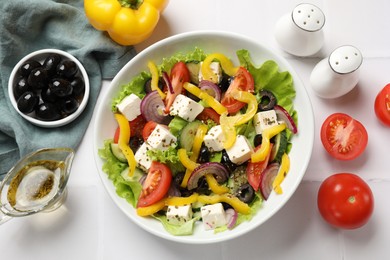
0, 0, 137, 179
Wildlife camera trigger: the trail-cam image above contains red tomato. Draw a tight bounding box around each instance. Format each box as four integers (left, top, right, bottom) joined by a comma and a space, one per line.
374, 83, 390, 126
317, 173, 374, 229
113, 115, 146, 143
164, 61, 190, 113
142, 121, 158, 141
137, 162, 172, 208
221, 67, 254, 114
196, 107, 220, 124
320, 113, 368, 160
246, 144, 273, 191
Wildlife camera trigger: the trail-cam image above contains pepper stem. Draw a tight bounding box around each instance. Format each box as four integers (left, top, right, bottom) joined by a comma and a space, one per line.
118, 0, 143, 9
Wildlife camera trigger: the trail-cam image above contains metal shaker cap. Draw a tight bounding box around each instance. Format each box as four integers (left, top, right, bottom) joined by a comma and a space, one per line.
292, 3, 325, 32
328, 45, 363, 74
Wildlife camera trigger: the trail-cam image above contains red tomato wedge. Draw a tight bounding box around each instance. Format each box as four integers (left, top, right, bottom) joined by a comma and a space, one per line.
374, 83, 390, 127
317, 173, 374, 229
113, 115, 146, 143
221, 67, 254, 114
196, 107, 220, 124
246, 144, 273, 191
142, 121, 158, 141
320, 113, 368, 161
137, 162, 172, 208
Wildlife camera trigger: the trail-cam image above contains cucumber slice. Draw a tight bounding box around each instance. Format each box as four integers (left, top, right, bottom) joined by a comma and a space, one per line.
270, 130, 288, 163
227, 166, 248, 194
110, 143, 127, 163
121, 167, 145, 182
180, 120, 202, 152
186, 62, 200, 85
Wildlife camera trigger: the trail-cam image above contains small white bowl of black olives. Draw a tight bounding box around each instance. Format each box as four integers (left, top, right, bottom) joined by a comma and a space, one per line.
8, 49, 90, 128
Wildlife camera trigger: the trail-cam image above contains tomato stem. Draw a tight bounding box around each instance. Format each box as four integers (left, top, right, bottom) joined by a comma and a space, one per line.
348, 195, 356, 204
118, 0, 143, 9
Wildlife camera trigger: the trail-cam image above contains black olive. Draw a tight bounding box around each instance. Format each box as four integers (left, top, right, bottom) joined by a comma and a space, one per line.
198, 145, 210, 163
35, 102, 61, 121
219, 74, 233, 92
60, 97, 79, 115
41, 87, 59, 103
144, 78, 163, 93
19, 59, 41, 77
235, 183, 255, 204
17, 91, 39, 114
195, 177, 211, 195
173, 172, 185, 187
27, 67, 48, 90
57, 60, 78, 78
129, 136, 144, 151
43, 54, 62, 76
221, 150, 238, 173
258, 90, 277, 111
254, 134, 263, 147
70, 76, 85, 97
50, 78, 73, 97
13, 77, 31, 99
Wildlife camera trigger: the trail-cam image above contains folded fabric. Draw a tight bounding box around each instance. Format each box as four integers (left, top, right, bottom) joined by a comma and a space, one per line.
0, 0, 137, 179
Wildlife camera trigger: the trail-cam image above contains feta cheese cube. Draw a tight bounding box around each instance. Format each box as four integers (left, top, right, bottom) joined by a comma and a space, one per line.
226, 135, 253, 165
134, 142, 152, 172
169, 94, 204, 122
201, 203, 226, 230
253, 110, 279, 134
203, 125, 225, 152
166, 205, 193, 225
198, 62, 222, 83
116, 94, 142, 121
147, 124, 177, 150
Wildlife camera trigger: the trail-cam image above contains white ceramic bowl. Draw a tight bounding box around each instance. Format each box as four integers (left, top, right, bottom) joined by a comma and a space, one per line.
93, 31, 314, 244
8, 49, 90, 128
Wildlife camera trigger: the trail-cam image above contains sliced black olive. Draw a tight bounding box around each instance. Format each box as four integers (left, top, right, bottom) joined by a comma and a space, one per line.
258, 90, 276, 111
221, 149, 238, 173
57, 60, 78, 78
219, 74, 233, 92
60, 97, 79, 115
35, 102, 61, 121
70, 76, 85, 97
144, 78, 163, 93
50, 78, 73, 97
254, 134, 263, 147
129, 136, 144, 152
17, 91, 39, 114
198, 145, 210, 163
19, 59, 41, 77
235, 183, 255, 204
195, 177, 211, 195
43, 54, 62, 76
13, 77, 31, 99
27, 67, 48, 90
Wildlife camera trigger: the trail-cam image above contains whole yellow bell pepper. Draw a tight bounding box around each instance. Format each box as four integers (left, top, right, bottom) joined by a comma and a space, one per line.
84, 0, 169, 45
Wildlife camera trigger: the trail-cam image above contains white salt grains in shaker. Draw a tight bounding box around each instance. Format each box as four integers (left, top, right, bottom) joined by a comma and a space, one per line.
310, 45, 363, 99
274, 3, 325, 57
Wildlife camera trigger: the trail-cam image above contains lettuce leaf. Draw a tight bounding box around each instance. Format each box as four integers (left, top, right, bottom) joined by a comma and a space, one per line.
153, 215, 201, 236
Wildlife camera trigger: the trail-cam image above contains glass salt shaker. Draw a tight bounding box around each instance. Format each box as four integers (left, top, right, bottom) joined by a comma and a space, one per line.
274, 3, 325, 57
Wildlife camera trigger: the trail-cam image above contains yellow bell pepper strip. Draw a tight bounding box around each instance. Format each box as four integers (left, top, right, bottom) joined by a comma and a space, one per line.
147, 61, 166, 99
272, 153, 290, 194
84, 0, 169, 46
178, 124, 207, 188
136, 198, 166, 216
198, 194, 251, 215
178, 148, 199, 172
165, 193, 199, 206
220, 90, 258, 149
183, 82, 227, 115
251, 123, 286, 163
114, 113, 136, 176
205, 174, 229, 194
201, 53, 239, 83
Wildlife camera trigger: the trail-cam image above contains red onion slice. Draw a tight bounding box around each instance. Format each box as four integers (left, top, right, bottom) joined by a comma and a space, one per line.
199, 80, 222, 101
187, 162, 229, 190
225, 208, 238, 229
162, 71, 174, 94
259, 162, 280, 200
140, 91, 171, 124
274, 105, 298, 134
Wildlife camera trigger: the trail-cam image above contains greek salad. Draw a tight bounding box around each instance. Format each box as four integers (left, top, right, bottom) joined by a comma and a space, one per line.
98, 48, 297, 235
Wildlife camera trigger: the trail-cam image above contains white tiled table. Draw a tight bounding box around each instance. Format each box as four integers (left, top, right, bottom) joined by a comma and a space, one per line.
2, 1, 390, 259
